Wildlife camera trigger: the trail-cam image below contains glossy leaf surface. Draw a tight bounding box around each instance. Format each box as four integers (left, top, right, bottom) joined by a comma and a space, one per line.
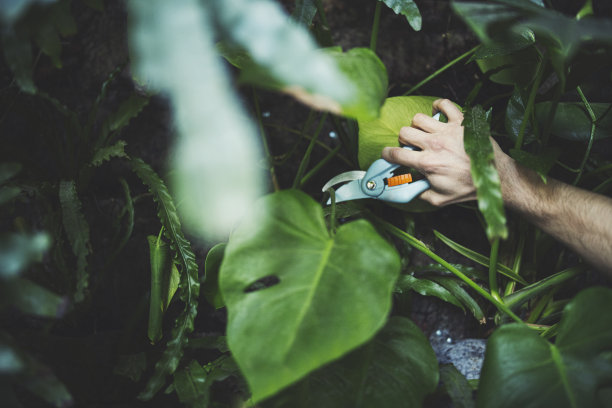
379, 0, 422, 31
535, 102, 612, 141
478, 287, 612, 408
220, 190, 400, 402
439, 364, 475, 408
462, 105, 507, 240
202, 243, 226, 309
395, 274, 465, 311
358, 95, 438, 169
262, 316, 439, 408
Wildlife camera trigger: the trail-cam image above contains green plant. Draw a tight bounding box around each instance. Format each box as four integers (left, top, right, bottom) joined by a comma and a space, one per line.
1, 0, 611, 407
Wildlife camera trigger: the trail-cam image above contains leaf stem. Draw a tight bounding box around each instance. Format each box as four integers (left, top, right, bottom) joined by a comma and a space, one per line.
292, 113, 328, 189
572, 86, 596, 186
376, 218, 523, 324
370, 2, 382, 52
489, 238, 502, 303
252, 88, 280, 191
300, 144, 342, 187
403, 46, 479, 95
515, 56, 545, 150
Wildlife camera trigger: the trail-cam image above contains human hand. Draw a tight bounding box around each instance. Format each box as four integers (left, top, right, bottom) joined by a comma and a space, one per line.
381, 99, 478, 207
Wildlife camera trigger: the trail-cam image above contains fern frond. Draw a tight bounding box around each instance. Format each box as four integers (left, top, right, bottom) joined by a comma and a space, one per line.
90, 140, 128, 167
96, 93, 150, 150
130, 157, 200, 400
59, 180, 91, 303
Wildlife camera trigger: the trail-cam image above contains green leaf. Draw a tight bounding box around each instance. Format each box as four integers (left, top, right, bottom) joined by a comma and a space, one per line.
59, 180, 91, 303
503, 266, 584, 311
0, 233, 50, 279
1, 29, 36, 93
129, 0, 264, 239
395, 274, 465, 311
90, 140, 128, 167
291, 0, 317, 27
219, 190, 400, 402
433, 230, 526, 285
452, 0, 612, 68
439, 364, 476, 408
505, 88, 536, 144
212, 0, 357, 115
131, 158, 200, 400
325, 47, 388, 121
477, 287, 612, 408
509, 147, 560, 183
102, 93, 149, 135
262, 316, 439, 408
357, 95, 439, 169
379, 0, 422, 31
147, 235, 176, 344
430, 276, 485, 323
202, 243, 226, 309
173, 360, 209, 408
463, 105, 507, 240
407, 262, 487, 282
535, 102, 612, 142
2, 278, 67, 318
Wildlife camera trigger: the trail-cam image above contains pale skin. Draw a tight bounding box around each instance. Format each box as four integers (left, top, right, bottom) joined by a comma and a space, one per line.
381, 99, 612, 274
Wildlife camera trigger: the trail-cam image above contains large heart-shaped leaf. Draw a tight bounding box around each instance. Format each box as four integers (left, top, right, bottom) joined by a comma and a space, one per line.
219, 189, 400, 402
535, 102, 612, 142
477, 287, 612, 408
262, 316, 439, 408
358, 95, 439, 169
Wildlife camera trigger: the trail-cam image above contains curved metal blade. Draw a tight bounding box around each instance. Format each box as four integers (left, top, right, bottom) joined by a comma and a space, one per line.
321, 170, 365, 192
326, 179, 367, 205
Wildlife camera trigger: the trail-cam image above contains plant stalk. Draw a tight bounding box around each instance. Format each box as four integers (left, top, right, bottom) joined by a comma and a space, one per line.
300, 144, 342, 187
489, 238, 502, 303
292, 113, 328, 189
573, 86, 597, 186
515, 56, 545, 150
403, 46, 479, 95
370, 2, 382, 52
252, 88, 280, 191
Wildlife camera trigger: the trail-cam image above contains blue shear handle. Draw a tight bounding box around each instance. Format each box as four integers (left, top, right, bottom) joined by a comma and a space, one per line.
378, 179, 430, 203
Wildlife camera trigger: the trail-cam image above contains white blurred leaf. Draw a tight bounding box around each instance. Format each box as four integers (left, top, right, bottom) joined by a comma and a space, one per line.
128, 0, 264, 240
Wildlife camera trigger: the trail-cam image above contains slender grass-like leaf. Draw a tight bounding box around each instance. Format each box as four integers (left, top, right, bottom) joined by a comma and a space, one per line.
131, 157, 200, 400
433, 230, 526, 285
463, 105, 507, 240
503, 266, 584, 310
59, 180, 91, 303
379, 0, 422, 31
96, 94, 150, 149
395, 274, 465, 311
430, 276, 485, 323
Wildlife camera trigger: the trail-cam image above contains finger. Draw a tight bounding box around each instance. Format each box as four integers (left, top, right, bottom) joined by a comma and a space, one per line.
399, 126, 429, 148
382, 146, 423, 169
432, 99, 463, 125
411, 112, 445, 133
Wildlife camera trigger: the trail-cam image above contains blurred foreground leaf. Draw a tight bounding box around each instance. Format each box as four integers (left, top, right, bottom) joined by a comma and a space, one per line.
478, 287, 612, 408
220, 190, 400, 402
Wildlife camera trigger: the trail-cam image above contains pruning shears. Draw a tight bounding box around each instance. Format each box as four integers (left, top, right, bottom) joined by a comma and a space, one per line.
322, 112, 441, 205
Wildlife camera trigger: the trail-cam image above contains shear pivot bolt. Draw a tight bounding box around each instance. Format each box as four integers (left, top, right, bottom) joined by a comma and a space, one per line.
366, 180, 376, 190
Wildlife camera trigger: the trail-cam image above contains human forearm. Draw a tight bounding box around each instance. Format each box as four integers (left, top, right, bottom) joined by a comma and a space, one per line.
496, 151, 612, 274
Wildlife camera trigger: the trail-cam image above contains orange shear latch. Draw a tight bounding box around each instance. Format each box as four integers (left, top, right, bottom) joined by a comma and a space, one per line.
386, 173, 413, 187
